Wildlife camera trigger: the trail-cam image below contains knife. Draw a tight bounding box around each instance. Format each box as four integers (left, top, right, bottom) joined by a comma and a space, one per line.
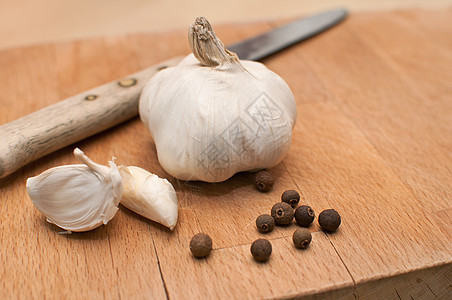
0, 8, 347, 178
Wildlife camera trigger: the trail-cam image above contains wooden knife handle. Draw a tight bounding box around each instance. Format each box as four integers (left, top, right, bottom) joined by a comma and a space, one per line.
0, 56, 183, 178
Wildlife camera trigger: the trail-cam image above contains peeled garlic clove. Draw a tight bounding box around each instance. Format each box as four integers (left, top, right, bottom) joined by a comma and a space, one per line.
119, 166, 178, 230
26, 148, 123, 232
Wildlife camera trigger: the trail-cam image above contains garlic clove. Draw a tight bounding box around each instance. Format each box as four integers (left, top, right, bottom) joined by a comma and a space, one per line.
26, 148, 123, 233
119, 166, 178, 230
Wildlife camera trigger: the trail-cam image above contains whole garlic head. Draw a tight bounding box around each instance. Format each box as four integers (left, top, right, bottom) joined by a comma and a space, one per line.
139, 17, 297, 182
26, 148, 122, 232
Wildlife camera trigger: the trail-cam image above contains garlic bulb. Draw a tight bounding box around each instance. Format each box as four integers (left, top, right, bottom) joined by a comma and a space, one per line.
139, 17, 297, 182
119, 166, 178, 230
26, 148, 122, 232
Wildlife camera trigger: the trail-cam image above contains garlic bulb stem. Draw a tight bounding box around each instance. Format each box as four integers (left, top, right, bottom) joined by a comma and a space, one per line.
189, 17, 245, 71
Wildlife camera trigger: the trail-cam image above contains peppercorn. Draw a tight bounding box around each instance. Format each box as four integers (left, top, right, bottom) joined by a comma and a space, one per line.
292, 228, 312, 249
294, 205, 315, 227
255, 170, 275, 192
250, 238, 272, 261
281, 190, 300, 208
256, 214, 275, 233
318, 209, 341, 232
271, 202, 294, 225
190, 233, 212, 258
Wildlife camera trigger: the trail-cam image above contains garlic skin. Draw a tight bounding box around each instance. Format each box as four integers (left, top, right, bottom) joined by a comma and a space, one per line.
26, 148, 122, 232
139, 17, 297, 182
119, 166, 178, 230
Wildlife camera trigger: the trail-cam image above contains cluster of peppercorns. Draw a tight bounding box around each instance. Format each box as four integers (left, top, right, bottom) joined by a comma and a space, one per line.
251, 186, 342, 262
188, 171, 341, 261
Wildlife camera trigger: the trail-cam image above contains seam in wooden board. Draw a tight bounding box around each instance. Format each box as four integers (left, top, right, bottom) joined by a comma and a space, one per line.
364, 260, 452, 286
425, 283, 438, 298
324, 232, 358, 299
326, 234, 450, 299
425, 282, 438, 298
106, 229, 122, 300
151, 234, 170, 300
395, 289, 402, 300
208, 233, 357, 298
211, 233, 326, 252
209, 226, 332, 250
212, 234, 291, 251
280, 161, 359, 296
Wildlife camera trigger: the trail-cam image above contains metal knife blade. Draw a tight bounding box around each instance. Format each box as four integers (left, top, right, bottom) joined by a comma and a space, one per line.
228, 8, 347, 61
0, 8, 347, 178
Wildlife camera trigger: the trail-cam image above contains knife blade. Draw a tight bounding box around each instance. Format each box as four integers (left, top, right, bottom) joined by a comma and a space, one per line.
229, 8, 347, 61
0, 8, 347, 178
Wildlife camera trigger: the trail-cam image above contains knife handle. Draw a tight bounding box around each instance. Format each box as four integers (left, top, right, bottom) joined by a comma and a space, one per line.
0, 56, 183, 178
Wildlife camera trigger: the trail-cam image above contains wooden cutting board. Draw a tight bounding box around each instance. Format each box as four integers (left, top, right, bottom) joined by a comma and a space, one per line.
1, 9, 451, 300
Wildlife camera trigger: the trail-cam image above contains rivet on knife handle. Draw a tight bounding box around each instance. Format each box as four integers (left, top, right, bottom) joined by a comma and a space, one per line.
0, 56, 183, 178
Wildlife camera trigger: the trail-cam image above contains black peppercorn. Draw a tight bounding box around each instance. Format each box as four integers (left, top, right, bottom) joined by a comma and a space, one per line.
294, 205, 315, 227
256, 214, 275, 233
293, 228, 312, 249
250, 238, 272, 261
271, 202, 294, 225
318, 209, 341, 232
255, 170, 275, 192
190, 233, 212, 258
281, 190, 300, 208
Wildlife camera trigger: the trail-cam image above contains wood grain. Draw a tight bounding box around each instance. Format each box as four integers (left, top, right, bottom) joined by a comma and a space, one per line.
1, 10, 451, 300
